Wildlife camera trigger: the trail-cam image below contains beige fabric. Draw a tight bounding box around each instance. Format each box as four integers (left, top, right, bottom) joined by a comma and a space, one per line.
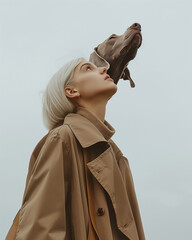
13, 106, 145, 240
5, 210, 20, 240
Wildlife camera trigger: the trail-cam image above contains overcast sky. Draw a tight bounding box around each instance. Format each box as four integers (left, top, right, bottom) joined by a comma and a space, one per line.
1, 0, 192, 239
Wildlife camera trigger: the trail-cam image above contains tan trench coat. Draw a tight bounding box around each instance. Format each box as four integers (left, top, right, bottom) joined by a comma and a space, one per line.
14, 106, 145, 240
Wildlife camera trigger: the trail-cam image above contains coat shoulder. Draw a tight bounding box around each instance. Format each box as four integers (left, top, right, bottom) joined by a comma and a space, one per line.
45, 124, 77, 151
47, 123, 77, 148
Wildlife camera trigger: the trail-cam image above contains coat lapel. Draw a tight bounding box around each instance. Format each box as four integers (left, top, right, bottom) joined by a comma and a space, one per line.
86, 146, 139, 240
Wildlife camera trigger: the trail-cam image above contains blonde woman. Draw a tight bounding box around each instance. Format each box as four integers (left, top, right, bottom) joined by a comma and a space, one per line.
10, 58, 145, 240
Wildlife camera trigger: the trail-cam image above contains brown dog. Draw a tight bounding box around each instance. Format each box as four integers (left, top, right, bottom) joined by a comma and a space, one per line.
89, 23, 142, 87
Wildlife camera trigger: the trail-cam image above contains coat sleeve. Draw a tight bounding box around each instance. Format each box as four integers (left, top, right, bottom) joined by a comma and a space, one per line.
15, 135, 70, 240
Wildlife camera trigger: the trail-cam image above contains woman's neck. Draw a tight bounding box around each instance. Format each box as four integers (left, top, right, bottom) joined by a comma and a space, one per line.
77, 102, 107, 123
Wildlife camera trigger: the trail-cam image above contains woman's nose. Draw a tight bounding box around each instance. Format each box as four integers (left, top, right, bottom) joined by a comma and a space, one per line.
99, 67, 107, 74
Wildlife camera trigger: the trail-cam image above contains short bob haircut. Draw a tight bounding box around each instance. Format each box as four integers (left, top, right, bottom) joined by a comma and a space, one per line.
42, 57, 85, 131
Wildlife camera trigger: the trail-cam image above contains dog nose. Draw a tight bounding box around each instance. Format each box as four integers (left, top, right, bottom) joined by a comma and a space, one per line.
130, 23, 141, 31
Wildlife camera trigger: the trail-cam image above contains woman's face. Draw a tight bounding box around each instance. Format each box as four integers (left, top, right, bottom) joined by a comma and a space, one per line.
68, 60, 117, 103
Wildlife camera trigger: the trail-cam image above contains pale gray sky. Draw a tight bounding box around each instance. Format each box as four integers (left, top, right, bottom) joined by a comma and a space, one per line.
1, 0, 192, 239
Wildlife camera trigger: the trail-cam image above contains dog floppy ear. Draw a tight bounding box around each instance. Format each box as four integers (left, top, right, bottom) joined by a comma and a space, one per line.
121, 67, 135, 88
89, 47, 110, 70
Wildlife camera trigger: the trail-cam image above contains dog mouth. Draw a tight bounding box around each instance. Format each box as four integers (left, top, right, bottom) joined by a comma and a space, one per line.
132, 33, 142, 48
120, 31, 142, 59
122, 31, 142, 50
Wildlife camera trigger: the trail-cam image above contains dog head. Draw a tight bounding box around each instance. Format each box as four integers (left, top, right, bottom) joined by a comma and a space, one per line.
89, 23, 142, 87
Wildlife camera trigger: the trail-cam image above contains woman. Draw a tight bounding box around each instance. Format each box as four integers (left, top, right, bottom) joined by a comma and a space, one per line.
13, 58, 145, 240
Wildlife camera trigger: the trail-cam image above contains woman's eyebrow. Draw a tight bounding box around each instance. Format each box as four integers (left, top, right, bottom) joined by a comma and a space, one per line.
80, 62, 96, 70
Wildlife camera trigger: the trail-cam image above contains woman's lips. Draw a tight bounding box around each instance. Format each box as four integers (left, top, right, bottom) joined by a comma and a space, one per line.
105, 74, 114, 82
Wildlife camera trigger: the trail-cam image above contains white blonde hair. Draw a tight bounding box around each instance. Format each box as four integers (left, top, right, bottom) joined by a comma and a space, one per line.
42, 57, 85, 131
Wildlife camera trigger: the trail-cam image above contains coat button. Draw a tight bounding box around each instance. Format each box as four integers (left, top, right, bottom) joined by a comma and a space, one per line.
97, 208, 105, 216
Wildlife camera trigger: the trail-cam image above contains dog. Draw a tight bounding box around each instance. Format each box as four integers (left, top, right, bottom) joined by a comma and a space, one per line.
89, 23, 142, 87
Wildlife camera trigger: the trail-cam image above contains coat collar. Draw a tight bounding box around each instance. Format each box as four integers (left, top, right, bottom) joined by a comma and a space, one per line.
63, 106, 115, 148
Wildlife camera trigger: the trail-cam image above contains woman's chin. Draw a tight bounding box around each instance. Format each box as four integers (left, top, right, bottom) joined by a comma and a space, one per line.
107, 85, 118, 100
111, 84, 118, 94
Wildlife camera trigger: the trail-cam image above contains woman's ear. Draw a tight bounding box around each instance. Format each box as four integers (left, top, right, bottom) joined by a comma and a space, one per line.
64, 86, 80, 99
